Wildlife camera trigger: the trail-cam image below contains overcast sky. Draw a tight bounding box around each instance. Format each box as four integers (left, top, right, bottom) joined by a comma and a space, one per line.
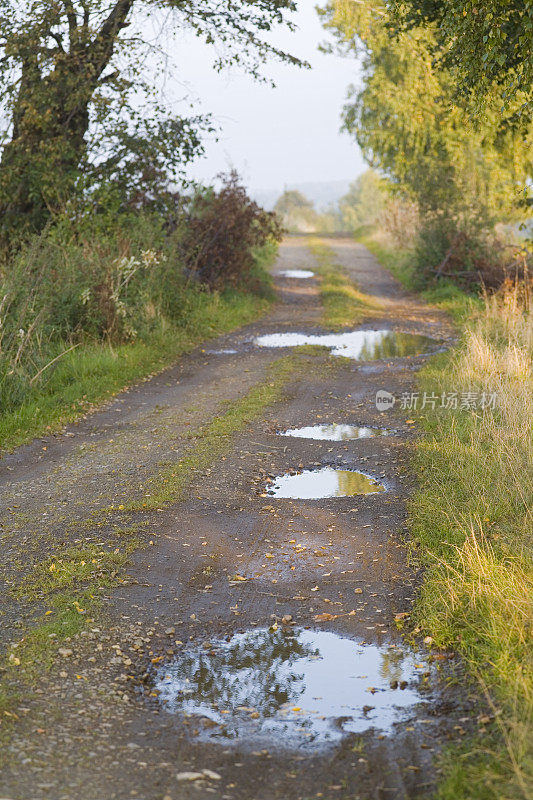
162, 0, 366, 195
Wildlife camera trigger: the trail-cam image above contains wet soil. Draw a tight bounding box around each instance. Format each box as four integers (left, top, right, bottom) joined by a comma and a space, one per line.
0, 235, 470, 800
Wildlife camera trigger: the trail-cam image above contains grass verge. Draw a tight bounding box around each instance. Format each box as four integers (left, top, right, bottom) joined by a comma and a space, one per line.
411, 295, 532, 799
408, 301, 531, 795
357, 227, 479, 323
0, 256, 275, 453
366, 226, 532, 797
308, 237, 381, 328
1, 349, 324, 718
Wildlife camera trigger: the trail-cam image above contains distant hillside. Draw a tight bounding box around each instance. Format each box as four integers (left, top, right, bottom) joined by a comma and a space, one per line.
253, 179, 354, 212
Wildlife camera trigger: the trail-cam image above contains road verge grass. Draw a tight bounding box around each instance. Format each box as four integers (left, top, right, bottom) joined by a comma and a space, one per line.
367, 228, 532, 797
357, 227, 479, 322
0, 258, 274, 453
0, 349, 326, 725
308, 237, 381, 328
410, 290, 532, 799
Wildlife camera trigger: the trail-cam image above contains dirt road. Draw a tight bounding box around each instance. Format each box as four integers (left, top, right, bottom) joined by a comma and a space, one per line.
0, 237, 465, 800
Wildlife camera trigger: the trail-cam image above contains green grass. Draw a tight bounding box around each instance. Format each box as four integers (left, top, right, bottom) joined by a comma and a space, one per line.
0, 283, 272, 453
128, 351, 320, 510
357, 227, 480, 323
1, 348, 324, 700
412, 341, 532, 798
365, 226, 532, 798
308, 237, 381, 328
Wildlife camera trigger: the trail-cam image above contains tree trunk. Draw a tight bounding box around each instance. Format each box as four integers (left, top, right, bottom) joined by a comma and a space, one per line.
0, 0, 134, 246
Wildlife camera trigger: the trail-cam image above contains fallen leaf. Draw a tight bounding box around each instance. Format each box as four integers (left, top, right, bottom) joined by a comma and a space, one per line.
313, 613, 338, 622
176, 772, 205, 782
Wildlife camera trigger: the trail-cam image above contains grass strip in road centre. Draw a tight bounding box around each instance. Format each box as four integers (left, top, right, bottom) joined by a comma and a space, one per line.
1, 350, 323, 704
128, 351, 319, 510
308, 237, 381, 329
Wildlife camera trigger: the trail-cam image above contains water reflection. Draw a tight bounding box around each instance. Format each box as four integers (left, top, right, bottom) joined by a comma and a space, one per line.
154, 628, 429, 748
266, 467, 385, 498
278, 424, 390, 441
277, 269, 315, 279
255, 329, 439, 361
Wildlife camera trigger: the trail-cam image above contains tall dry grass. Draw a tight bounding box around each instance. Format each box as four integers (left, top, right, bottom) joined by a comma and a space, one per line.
412, 278, 533, 798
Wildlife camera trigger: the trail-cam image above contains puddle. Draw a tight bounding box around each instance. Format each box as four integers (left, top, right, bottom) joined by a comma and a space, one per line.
207, 349, 238, 355
255, 329, 439, 360
266, 467, 385, 498
278, 424, 390, 441
154, 628, 431, 748
278, 269, 315, 279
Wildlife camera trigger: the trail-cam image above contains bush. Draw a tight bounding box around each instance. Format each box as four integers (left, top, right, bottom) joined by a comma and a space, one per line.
412, 215, 532, 291
178, 171, 283, 289
0, 174, 278, 416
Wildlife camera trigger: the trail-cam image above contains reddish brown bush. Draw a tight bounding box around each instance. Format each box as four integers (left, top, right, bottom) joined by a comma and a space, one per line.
179, 171, 283, 289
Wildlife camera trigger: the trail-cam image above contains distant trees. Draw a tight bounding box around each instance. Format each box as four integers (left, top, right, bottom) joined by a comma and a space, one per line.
338, 170, 386, 232
320, 0, 532, 282
274, 190, 320, 232
0, 0, 302, 245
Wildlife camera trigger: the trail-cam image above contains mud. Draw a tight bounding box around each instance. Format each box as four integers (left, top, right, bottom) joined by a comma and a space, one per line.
0, 235, 469, 800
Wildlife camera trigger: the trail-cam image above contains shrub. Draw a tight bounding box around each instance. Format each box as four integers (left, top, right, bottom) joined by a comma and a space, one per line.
178, 171, 283, 289
412, 215, 532, 291
0, 174, 277, 416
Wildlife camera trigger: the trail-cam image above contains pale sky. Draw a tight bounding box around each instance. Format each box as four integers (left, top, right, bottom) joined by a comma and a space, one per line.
160, 0, 366, 195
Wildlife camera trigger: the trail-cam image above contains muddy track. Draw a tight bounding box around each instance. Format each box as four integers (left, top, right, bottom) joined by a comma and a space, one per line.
0, 236, 470, 800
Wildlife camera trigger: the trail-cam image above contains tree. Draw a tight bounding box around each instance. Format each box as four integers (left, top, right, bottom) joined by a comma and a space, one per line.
388, 0, 533, 114
0, 0, 303, 242
274, 190, 320, 232
338, 169, 387, 231
320, 0, 532, 224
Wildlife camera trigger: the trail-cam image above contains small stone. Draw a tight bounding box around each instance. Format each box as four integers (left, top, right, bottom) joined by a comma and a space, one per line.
176, 772, 205, 782
202, 770, 221, 780
165, 627, 175, 636
58, 648, 73, 657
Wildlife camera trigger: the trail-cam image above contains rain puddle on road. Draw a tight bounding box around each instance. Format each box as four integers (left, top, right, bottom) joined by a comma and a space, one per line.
255, 329, 439, 360
277, 269, 315, 278
265, 467, 385, 498
278, 424, 390, 441
207, 349, 238, 355
154, 628, 431, 749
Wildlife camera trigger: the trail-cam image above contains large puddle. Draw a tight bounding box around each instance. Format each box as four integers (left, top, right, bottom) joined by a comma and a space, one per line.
154, 628, 431, 748
277, 269, 315, 279
265, 467, 385, 498
255, 329, 439, 360
279, 424, 390, 441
